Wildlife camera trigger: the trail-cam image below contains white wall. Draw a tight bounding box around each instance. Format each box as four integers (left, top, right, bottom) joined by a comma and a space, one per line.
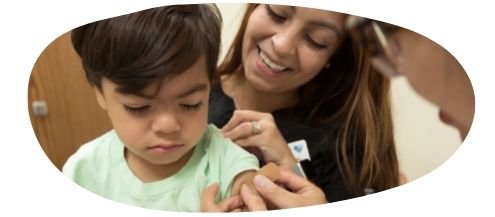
217, 3, 463, 182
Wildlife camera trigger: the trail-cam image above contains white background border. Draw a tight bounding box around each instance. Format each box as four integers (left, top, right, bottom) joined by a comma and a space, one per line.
1, 0, 493, 216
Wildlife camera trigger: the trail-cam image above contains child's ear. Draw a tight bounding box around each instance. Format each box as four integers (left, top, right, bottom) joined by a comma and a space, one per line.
94, 86, 107, 110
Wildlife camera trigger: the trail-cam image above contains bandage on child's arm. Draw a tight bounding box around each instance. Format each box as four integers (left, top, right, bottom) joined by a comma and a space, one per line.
256, 162, 281, 182
231, 162, 281, 197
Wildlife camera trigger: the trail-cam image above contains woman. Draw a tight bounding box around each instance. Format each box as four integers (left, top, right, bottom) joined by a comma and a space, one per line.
208, 4, 399, 202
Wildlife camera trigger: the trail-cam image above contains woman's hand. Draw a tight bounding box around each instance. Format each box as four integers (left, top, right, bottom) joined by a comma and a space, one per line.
201, 183, 244, 212
221, 110, 297, 169
240, 168, 327, 210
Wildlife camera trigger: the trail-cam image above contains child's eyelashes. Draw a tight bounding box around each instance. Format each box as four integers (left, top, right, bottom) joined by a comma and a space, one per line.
124, 105, 150, 115
180, 102, 203, 112
123, 101, 203, 115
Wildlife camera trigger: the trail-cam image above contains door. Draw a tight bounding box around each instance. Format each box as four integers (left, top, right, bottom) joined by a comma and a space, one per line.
28, 31, 112, 170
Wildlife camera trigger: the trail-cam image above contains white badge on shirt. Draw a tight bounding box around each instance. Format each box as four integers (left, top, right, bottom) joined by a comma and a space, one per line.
288, 139, 311, 161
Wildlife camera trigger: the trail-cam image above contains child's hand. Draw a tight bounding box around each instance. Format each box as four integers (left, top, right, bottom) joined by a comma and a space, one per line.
201, 183, 244, 212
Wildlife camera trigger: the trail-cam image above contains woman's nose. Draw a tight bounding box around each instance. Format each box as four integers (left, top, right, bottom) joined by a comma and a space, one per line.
271, 28, 297, 56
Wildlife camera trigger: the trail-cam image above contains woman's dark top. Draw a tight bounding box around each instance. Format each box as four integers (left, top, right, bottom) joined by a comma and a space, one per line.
208, 83, 361, 202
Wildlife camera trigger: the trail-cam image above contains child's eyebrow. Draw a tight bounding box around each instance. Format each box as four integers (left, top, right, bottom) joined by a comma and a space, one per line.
177, 83, 208, 98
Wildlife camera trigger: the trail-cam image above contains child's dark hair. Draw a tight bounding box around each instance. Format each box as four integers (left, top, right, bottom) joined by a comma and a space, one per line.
71, 4, 222, 95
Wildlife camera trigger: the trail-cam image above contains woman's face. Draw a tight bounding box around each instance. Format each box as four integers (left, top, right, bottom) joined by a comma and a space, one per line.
242, 4, 346, 94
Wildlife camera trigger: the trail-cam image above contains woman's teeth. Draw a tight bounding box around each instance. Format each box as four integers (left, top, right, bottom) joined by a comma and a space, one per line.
260, 51, 287, 72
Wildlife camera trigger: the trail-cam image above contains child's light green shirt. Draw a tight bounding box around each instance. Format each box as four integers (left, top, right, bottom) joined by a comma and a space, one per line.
63, 124, 259, 212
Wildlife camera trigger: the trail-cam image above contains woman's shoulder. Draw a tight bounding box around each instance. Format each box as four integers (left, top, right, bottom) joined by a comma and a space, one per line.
209, 80, 229, 102
208, 81, 235, 127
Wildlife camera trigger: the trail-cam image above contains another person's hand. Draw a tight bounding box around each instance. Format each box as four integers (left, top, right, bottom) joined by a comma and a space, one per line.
221, 110, 297, 169
239, 184, 268, 211
240, 168, 327, 210
201, 183, 244, 212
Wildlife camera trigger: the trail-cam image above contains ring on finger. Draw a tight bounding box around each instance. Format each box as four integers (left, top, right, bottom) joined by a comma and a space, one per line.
250, 121, 261, 135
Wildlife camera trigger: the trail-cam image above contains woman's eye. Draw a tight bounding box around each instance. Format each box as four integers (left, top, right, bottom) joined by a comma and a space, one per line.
305, 34, 328, 49
123, 105, 150, 115
180, 102, 203, 112
265, 5, 286, 23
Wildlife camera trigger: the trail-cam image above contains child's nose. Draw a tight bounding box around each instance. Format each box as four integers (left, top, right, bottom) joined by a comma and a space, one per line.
151, 112, 181, 134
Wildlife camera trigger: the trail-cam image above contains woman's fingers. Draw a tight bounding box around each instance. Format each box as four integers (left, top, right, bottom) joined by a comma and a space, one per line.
221, 110, 294, 167
222, 121, 255, 141
221, 110, 270, 133
221, 110, 255, 133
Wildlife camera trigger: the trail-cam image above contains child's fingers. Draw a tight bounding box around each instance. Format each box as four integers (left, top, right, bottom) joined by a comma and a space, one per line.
200, 183, 220, 212
231, 208, 243, 212
218, 195, 244, 212
201, 183, 245, 212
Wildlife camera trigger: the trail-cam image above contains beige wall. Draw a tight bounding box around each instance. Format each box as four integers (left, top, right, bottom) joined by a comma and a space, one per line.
391, 78, 462, 180
217, 3, 463, 182
218, 4, 247, 61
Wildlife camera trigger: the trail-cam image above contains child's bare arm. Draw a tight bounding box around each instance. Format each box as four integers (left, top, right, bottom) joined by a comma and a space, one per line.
232, 162, 282, 196
231, 170, 257, 197
230, 163, 281, 211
